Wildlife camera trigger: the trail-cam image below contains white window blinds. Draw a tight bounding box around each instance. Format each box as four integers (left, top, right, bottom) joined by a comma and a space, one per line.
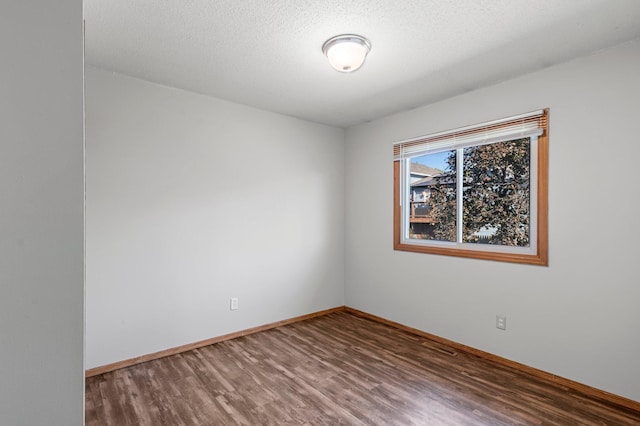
393, 110, 548, 161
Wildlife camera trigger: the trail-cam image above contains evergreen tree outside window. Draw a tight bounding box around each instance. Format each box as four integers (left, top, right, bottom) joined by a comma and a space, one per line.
393, 110, 548, 265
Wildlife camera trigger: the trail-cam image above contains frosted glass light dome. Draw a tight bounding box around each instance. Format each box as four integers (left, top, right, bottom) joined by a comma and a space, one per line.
322, 34, 371, 73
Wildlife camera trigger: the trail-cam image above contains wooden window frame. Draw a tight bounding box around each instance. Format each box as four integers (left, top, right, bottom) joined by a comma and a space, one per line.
393, 110, 549, 266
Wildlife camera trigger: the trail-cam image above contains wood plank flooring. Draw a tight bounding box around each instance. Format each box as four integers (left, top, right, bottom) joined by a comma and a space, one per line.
85, 311, 640, 425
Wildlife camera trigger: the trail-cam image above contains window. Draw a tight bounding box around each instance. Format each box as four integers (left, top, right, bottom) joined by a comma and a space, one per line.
393, 109, 548, 265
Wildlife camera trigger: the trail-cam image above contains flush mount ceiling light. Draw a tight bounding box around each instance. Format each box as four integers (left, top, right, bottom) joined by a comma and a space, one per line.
322, 34, 371, 73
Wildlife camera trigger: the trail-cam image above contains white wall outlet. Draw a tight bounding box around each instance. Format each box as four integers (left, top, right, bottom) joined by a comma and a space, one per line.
496, 314, 507, 330
230, 297, 239, 311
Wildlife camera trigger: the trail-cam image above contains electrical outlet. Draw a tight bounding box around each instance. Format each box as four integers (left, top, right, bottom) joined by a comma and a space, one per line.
230, 297, 239, 311
496, 315, 506, 330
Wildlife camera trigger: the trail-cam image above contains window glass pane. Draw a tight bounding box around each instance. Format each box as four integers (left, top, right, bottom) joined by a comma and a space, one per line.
462, 138, 530, 246
409, 151, 456, 242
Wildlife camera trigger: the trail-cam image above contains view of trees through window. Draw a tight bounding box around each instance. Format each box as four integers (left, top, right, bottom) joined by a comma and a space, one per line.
409, 138, 531, 246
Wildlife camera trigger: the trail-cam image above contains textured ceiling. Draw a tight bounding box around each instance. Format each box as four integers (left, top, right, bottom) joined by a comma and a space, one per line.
84, 0, 640, 128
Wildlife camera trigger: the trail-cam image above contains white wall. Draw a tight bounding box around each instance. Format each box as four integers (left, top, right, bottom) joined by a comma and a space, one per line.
85, 68, 345, 369
0, 2, 84, 425
345, 39, 640, 401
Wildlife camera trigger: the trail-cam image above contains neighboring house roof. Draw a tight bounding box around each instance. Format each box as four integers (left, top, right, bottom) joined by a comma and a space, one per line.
411, 176, 436, 187
410, 163, 442, 177
411, 172, 456, 188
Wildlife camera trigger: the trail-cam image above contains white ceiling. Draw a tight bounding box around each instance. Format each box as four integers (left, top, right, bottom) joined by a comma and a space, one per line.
84, 0, 640, 128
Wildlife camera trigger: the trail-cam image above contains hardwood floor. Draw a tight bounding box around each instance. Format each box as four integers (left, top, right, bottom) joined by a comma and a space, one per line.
85, 312, 640, 425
